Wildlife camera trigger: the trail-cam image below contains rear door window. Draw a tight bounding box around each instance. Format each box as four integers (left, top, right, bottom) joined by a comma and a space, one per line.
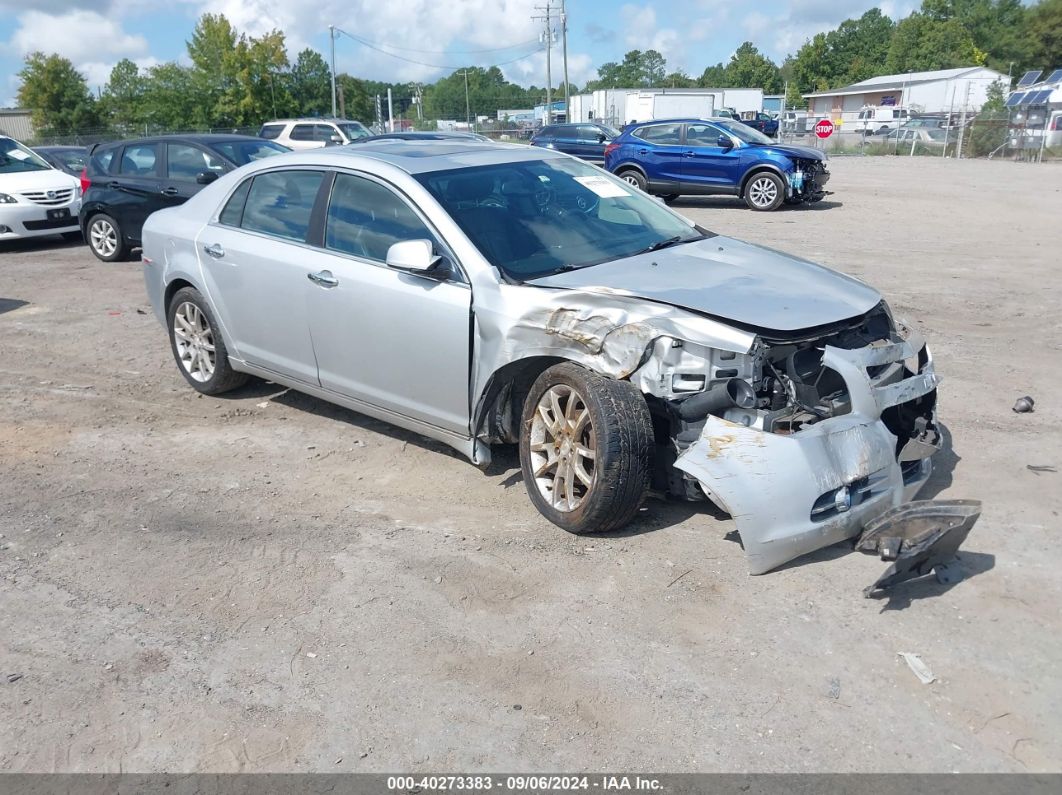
316, 124, 339, 142
634, 124, 682, 145
119, 143, 159, 176
259, 124, 284, 140
240, 170, 324, 243
218, 179, 252, 227
289, 124, 316, 142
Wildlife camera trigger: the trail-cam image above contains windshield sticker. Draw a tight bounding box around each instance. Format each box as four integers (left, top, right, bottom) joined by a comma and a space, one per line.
7, 149, 30, 160
574, 175, 630, 198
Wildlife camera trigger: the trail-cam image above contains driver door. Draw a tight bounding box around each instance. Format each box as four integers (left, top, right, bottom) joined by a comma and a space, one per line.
681, 122, 743, 188
305, 171, 472, 434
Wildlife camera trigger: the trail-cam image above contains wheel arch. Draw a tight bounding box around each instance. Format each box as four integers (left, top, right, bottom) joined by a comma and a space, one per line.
739, 164, 788, 197
612, 161, 649, 180
164, 277, 201, 314
472, 355, 569, 444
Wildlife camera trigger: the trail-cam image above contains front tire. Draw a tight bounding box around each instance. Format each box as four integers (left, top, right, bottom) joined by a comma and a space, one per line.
744, 172, 785, 211
86, 213, 129, 262
617, 169, 647, 192
167, 287, 248, 395
519, 363, 653, 535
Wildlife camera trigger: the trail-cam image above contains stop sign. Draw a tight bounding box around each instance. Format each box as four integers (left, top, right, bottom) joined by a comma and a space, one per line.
815, 119, 835, 139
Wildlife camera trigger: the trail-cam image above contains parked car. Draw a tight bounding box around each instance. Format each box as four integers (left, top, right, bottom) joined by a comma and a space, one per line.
0, 135, 82, 242
740, 112, 779, 137
258, 118, 372, 149
530, 123, 622, 164
79, 134, 289, 261
604, 118, 830, 211
33, 145, 89, 176
352, 131, 491, 143
878, 128, 950, 149
140, 140, 940, 574
854, 106, 911, 135
781, 110, 809, 135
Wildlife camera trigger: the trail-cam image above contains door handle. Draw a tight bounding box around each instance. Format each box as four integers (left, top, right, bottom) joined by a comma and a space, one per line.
638, 148, 648, 154
683, 150, 695, 157
161, 186, 179, 196
307, 270, 339, 288
203, 243, 225, 259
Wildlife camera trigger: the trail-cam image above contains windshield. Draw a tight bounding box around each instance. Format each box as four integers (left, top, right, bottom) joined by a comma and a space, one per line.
416, 157, 710, 281
0, 138, 52, 173
47, 149, 88, 172
340, 123, 371, 140
208, 140, 289, 165
712, 120, 774, 145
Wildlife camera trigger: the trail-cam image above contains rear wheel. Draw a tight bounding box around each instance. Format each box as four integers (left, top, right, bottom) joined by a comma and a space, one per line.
617, 169, 647, 192
519, 363, 653, 535
167, 287, 248, 395
744, 172, 785, 211
87, 214, 129, 262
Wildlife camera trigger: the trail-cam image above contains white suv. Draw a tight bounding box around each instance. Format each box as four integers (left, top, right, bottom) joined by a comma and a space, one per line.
258, 118, 372, 150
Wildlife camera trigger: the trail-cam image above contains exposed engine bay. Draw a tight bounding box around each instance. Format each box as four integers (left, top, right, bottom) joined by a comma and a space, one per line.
786, 159, 830, 204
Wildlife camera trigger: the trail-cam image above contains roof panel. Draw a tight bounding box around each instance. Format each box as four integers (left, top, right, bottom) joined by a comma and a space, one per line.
1016, 70, 1042, 88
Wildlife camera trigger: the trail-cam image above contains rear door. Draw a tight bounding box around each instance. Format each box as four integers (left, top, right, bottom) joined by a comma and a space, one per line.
287, 123, 322, 149
160, 142, 230, 210
575, 125, 607, 162
630, 122, 685, 184
196, 168, 326, 384
110, 141, 165, 244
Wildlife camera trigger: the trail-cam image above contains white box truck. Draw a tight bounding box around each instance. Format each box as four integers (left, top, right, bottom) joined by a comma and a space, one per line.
623, 91, 715, 123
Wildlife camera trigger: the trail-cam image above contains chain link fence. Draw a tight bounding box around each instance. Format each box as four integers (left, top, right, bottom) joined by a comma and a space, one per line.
27, 126, 261, 148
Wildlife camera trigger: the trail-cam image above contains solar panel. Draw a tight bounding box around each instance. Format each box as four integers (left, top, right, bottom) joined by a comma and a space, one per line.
1016, 70, 1042, 88
1045, 69, 1062, 85
1005, 92, 1026, 107
1031, 89, 1054, 104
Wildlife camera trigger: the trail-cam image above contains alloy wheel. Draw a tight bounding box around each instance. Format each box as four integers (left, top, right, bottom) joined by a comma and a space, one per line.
528, 384, 597, 512
172, 302, 216, 383
748, 176, 778, 208
89, 218, 117, 258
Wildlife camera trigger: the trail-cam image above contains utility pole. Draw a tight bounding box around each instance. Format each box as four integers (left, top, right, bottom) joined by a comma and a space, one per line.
457, 70, 472, 128
328, 25, 337, 117
387, 87, 394, 133
532, 4, 555, 124
561, 0, 570, 122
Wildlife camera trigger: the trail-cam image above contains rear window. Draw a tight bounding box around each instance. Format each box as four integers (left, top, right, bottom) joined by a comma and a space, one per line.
633, 124, 682, 145
208, 140, 289, 165
259, 124, 285, 140
89, 146, 117, 175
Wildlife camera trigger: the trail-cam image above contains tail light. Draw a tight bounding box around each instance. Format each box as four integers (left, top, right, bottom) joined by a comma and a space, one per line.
604, 142, 619, 159
79, 168, 91, 194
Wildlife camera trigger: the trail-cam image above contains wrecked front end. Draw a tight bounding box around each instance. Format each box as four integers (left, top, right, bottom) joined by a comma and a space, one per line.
786, 158, 830, 203
633, 303, 941, 574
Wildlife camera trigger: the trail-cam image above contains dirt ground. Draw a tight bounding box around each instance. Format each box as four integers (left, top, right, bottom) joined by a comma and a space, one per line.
1, 157, 1061, 774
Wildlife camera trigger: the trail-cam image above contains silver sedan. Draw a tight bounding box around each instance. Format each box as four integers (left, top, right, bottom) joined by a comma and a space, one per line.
142, 140, 941, 574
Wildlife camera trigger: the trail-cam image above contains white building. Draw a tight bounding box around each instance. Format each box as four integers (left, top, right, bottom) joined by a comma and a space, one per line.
568, 87, 765, 126
0, 108, 34, 141
804, 66, 1008, 121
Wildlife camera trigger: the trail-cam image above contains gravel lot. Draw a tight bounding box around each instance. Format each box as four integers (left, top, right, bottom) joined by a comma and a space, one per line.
1, 157, 1060, 773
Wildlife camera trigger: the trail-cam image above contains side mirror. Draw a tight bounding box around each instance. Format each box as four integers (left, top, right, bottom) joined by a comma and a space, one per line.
717, 134, 734, 149
386, 239, 443, 275
196, 171, 219, 185
598, 133, 607, 143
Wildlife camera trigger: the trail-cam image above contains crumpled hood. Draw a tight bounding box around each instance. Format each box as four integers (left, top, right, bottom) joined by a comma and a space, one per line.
528, 235, 881, 332
749, 143, 827, 162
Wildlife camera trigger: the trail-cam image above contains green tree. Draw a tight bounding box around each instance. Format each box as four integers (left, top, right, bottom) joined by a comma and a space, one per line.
921, 0, 1032, 73
138, 63, 199, 131
218, 30, 295, 127
641, 50, 667, 86
697, 63, 727, 87
1026, 0, 1062, 73
723, 42, 783, 93
336, 74, 372, 122
885, 13, 980, 72
290, 48, 332, 116
663, 70, 696, 88
16, 52, 99, 136
99, 58, 146, 131
186, 13, 238, 127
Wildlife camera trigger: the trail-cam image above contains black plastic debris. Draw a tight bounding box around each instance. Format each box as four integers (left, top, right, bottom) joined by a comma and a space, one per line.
1012, 395, 1035, 413
856, 499, 981, 597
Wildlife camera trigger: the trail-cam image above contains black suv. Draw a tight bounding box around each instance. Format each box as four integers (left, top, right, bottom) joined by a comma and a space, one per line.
530, 122, 621, 164
79, 134, 288, 261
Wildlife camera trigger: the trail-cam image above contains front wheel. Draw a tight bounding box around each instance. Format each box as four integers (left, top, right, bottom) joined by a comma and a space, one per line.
519, 363, 653, 535
744, 172, 785, 211
167, 287, 249, 395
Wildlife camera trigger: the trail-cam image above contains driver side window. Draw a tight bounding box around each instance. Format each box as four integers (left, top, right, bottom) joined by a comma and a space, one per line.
686, 124, 723, 146
326, 173, 439, 263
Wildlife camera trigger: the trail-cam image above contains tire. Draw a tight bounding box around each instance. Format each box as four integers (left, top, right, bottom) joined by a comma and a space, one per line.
167, 287, 249, 395
61, 230, 83, 242
617, 169, 647, 192
743, 171, 785, 211
661, 194, 680, 204
86, 213, 129, 262
519, 363, 653, 535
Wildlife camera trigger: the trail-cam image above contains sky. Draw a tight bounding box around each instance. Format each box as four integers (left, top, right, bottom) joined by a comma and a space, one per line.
0, 0, 925, 106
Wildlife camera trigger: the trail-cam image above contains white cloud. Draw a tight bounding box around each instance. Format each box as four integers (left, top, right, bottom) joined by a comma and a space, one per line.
7, 10, 149, 64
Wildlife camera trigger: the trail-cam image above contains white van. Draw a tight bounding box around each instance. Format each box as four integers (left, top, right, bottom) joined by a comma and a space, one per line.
854, 106, 911, 135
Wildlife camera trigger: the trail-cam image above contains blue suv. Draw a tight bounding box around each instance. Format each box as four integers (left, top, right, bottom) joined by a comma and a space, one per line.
531, 122, 622, 164
604, 118, 829, 211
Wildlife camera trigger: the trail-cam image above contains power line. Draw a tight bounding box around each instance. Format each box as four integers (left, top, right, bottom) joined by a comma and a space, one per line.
332, 27, 543, 70
333, 34, 542, 55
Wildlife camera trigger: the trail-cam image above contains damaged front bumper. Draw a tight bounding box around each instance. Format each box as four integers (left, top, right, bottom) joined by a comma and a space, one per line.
674, 335, 941, 574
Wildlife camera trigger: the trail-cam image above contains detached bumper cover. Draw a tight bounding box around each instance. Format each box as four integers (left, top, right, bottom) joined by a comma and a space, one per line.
675, 337, 940, 574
